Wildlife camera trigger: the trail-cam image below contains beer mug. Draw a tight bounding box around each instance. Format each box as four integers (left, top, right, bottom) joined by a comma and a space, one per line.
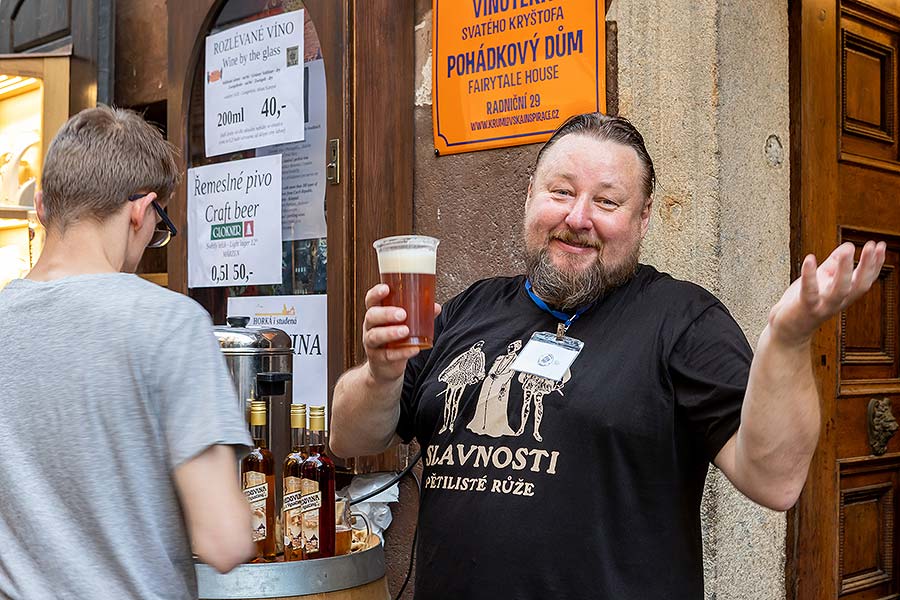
335, 495, 372, 556
373, 235, 440, 349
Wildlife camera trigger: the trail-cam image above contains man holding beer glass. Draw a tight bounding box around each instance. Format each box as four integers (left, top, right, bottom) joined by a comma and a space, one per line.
331, 113, 886, 599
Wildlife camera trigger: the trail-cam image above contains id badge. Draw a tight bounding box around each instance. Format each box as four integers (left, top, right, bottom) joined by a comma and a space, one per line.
509, 331, 584, 382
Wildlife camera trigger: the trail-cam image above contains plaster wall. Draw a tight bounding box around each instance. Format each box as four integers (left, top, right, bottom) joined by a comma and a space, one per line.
409, 0, 792, 598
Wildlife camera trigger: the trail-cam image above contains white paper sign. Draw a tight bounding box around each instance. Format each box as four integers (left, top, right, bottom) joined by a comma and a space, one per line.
257, 58, 327, 241
187, 155, 283, 288
509, 331, 583, 382
204, 11, 305, 157
227, 295, 328, 413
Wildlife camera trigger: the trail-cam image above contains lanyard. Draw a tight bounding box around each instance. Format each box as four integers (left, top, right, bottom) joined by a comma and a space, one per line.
524, 279, 593, 339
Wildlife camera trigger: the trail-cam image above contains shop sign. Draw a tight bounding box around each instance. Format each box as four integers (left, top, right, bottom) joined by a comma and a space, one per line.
204, 10, 306, 157
432, 0, 605, 155
187, 154, 283, 288
227, 294, 328, 413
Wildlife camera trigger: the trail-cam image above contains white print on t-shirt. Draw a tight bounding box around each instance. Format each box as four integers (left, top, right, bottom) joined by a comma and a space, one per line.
516, 370, 571, 442
466, 340, 522, 437
427, 340, 575, 500
421, 442, 561, 498
437, 341, 486, 433
440, 339, 572, 442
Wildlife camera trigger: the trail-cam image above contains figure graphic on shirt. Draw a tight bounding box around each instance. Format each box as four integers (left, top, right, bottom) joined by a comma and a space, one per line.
466, 340, 522, 437
516, 369, 571, 442
437, 341, 486, 433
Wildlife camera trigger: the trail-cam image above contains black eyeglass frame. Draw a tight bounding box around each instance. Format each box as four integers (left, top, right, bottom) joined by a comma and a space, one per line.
128, 193, 178, 248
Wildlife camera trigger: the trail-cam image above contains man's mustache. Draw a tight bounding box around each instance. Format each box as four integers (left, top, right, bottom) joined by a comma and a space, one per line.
549, 231, 603, 251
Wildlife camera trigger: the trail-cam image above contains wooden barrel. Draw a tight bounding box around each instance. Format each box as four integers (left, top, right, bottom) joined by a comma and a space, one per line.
196, 542, 389, 600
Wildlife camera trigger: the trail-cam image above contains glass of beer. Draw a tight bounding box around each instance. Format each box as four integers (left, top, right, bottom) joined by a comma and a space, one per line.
373, 235, 439, 349
335, 495, 371, 555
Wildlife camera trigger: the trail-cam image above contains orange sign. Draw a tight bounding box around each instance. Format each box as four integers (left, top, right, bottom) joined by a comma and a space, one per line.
433, 0, 605, 155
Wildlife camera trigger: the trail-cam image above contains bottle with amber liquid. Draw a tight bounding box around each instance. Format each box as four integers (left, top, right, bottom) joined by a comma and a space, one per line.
299, 406, 335, 559
282, 403, 308, 561
241, 399, 277, 562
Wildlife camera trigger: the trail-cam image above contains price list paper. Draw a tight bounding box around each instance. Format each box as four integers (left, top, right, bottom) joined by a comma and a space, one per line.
256, 59, 327, 241
187, 155, 283, 288
204, 10, 305, 157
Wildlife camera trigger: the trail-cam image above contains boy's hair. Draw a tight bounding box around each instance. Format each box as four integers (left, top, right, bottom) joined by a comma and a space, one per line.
40, 105, 179, 230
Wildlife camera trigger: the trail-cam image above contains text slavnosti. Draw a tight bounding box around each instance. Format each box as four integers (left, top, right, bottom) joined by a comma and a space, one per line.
424, 443, 560, 498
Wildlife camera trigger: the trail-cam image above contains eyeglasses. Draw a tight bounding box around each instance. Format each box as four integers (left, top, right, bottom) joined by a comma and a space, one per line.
128, 193, 178, 248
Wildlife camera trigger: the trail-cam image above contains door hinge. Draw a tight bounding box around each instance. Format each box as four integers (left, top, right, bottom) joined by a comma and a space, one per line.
326, 138, 340, 185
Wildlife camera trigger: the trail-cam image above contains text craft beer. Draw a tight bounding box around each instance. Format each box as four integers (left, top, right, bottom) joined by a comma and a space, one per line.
378, 248, 437, 350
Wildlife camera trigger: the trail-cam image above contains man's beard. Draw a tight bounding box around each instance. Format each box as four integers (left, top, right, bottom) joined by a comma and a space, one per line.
524, 233, 640, 311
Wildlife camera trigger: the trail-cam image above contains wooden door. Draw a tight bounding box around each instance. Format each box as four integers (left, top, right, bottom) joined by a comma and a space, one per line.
791, 0, 900, 597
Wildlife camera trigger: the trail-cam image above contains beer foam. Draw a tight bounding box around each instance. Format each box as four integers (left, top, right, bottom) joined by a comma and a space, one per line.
377, 248, 436, 274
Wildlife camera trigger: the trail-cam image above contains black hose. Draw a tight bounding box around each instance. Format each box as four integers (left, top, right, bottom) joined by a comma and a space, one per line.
342, 452, 423, 600
348, 450, 422, 506
392, 468, 420, 600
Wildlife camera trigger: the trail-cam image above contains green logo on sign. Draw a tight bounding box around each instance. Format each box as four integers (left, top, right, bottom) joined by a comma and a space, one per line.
211, 222, 243, 240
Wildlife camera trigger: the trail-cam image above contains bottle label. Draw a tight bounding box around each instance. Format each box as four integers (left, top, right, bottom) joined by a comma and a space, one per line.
284, 490, 303, 511
300, 478, 321, 554
243, 482, 269, 504
300, 491, 322, 512
243, 471, 269, 542
283, 476, 304, 551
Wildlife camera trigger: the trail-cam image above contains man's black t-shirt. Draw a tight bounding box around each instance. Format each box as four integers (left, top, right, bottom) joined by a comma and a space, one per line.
398, 265, 752, 599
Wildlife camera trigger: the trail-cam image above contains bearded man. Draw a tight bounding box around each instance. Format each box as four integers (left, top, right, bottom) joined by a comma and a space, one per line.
330, 113, 885, 599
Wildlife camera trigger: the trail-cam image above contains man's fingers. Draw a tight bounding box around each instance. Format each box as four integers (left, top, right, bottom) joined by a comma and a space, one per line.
798, 254, 819, 306
774, 241, 884, 343
364, 306, 407, 331
827, 245, 855, 300
434, 302, 443, 318
847, 241, 886, 302
812, 241, 886, 314
856, 241, 885, 284
364, 283, 390, 309
365, 324, 410, 349
820, 241, 855, 273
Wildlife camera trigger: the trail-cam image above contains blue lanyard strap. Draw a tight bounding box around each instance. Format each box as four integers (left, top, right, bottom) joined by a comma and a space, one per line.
524, 279, 592, 335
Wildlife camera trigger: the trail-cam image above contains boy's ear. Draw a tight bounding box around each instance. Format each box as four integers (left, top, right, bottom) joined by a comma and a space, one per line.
128, 192, 156, 229
33, 190, 47, 225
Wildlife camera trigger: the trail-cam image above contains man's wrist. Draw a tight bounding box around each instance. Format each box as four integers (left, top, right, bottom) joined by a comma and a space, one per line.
362, 361, 403, 396
760, 323, 814, 354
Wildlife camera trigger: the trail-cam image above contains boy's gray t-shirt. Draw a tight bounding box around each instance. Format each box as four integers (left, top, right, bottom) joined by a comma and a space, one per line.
0, 273, 252, 600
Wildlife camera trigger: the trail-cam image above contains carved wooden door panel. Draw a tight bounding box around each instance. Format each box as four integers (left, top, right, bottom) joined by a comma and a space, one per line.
792, 0, 900, 598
